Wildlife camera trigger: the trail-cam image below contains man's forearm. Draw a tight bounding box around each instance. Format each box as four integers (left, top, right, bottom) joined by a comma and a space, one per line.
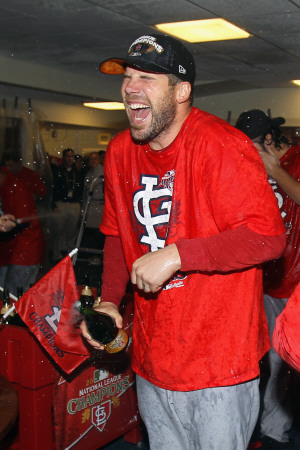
102, 226, 286, 299
176, 225, 286, 273
101, 235, 129, 306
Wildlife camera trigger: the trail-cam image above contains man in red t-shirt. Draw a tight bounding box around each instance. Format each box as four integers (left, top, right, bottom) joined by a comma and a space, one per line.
236, 109, 300, 449
80, 35, 286, 449
2, 152, 47, 201
0, 171, 45, 296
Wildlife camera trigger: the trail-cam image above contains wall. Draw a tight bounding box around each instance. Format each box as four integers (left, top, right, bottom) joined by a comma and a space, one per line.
39, 87, 300, 155
0, 91, 128, 158
39, 123, 118, 157
1, 86, 300, 160
34, 87, 300, 129
194, 87, 300, 127
10, 87, 300, 128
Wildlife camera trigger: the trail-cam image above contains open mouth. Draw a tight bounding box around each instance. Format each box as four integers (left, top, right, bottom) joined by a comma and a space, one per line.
128, 103, 150, 124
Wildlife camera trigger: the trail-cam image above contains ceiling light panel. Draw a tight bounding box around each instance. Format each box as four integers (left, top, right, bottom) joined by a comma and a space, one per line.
83, 102, 125, 110
155, 18, 251, 43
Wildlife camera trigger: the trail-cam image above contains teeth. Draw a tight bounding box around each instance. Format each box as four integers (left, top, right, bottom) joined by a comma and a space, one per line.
129, 104, 149, 110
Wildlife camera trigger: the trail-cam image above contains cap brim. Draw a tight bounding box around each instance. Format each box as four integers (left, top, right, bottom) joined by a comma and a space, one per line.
272, 117, 286, 126
100, 58, 127, 74
99, 57, 171, 76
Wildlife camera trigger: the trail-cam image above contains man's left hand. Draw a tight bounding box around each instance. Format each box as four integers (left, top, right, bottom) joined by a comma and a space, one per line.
131, 243, 181, 293
253, 142, 280, 177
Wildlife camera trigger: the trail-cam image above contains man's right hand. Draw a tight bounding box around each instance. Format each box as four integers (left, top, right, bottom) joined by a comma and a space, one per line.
79, 302, 123, 350
0, 214, 16, 232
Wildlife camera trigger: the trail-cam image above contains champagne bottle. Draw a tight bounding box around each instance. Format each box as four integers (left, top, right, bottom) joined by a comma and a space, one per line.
0, 288, 14, 324
76, 302, 128, 353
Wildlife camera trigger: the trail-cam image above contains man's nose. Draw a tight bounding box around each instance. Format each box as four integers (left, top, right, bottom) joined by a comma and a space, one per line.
123, 77, 140, 93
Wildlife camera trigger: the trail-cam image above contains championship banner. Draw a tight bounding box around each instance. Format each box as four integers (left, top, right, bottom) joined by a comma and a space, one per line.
15, 255, 90, 374
53, 296, 141, 449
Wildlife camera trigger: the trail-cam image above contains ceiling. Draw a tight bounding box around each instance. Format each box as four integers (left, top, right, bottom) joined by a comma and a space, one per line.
0, 0, 300, 104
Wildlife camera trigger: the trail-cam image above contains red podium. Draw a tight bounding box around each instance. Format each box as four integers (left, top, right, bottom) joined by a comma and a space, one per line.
0, 325, 55, 449
0, 295, 143, 449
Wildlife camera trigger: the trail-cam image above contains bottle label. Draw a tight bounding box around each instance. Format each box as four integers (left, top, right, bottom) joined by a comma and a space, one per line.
105, 329, 128, 354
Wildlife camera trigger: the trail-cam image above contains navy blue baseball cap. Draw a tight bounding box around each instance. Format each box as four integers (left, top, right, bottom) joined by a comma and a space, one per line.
99, 34, 195, 85
236, 109, 285, 139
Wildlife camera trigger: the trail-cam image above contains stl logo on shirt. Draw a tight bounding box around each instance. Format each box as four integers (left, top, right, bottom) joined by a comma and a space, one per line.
133, 172, 174, 252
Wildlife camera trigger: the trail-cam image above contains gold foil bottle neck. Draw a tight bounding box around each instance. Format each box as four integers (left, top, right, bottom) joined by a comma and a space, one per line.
81, 285, 93, 296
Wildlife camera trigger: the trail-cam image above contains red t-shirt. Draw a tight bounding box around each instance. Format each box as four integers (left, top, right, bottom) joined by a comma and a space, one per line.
0, 173, 45, 265
263, 145, 300, 298
101, 108, 285, 391
2, 166, 47, 199
273, 281, 300, 371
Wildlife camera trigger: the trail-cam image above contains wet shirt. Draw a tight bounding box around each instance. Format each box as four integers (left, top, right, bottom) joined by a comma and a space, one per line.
273, 280, 300, 371
263, 144, 300, 298
101, 107, 285, 391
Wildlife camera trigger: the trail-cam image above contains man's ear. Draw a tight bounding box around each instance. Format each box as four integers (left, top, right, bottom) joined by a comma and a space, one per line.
176, 82, 191, 104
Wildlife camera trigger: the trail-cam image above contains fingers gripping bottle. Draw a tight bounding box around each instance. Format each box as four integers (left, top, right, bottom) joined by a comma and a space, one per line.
78, 283, 128, 353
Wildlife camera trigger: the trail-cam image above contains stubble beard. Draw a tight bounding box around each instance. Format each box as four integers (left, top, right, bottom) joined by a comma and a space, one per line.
127, 89, 177, 144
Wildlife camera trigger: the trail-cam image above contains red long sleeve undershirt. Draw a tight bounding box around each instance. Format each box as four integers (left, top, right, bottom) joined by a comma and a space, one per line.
101, 225, 286, 306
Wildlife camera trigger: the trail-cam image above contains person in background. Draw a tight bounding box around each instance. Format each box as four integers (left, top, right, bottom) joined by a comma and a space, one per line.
81, 151, 105, 250
0, 171, 45, 295
2, 151, 47, 201
46, 152, 59, 174
0, 214, 16, 232
98, 150, 106, 167
80, 34, 286, 450
74, 154, 87, 177
51, 148, 84, 263
236, 109, 300, 450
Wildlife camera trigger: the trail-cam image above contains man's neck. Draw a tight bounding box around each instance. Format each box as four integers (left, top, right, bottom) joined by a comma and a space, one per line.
149, 107, 192, 151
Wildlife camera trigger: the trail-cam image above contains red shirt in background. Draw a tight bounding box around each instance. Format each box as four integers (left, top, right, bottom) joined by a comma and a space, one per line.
263, 144, 300, 298
273, 281, 300, 371
0, 173, 45, 266
2, 165, 47, 200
